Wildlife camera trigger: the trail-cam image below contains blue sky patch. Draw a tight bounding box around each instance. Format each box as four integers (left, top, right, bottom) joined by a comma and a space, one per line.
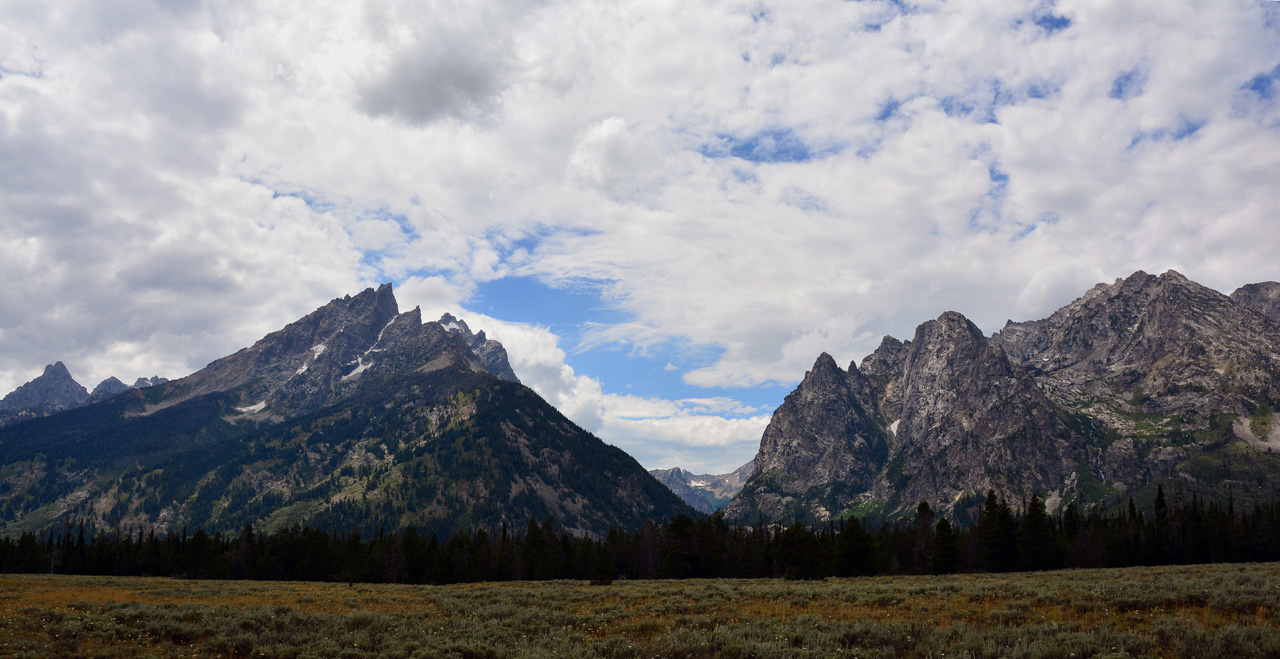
876, 98, 903, 122
1012, 213, 1060, 241
470, 276, 625, 333
266, 186, 336, 214
703, 128, 827, 164
467, 276, 786, 412
939, 97, 976, 118
1033, 13, 1071, 33
1128, 117, 1205, 148
1110, 69, 1146, 100
1244, 63, 1280, 100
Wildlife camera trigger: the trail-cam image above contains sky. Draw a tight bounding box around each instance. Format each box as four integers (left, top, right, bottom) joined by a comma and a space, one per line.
2, 0, 1279, 474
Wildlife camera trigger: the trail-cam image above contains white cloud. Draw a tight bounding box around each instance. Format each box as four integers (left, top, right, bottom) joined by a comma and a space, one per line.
2, 0, 1278, 472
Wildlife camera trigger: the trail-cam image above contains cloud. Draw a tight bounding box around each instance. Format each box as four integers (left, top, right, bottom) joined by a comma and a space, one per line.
355, 0, 540, 125
2, 0, 1279, 473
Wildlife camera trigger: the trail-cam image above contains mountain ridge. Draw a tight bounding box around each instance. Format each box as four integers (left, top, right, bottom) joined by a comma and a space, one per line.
0, 285, 693, 538
728, 270, 1280, 523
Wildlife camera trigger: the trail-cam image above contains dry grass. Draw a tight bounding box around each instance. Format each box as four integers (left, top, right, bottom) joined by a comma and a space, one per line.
0, 562, 1278, 657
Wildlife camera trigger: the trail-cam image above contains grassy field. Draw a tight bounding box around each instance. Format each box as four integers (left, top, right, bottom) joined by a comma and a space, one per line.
1, 563, 1278, 658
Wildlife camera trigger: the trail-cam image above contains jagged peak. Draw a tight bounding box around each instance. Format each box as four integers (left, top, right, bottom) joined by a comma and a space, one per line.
44, 361, 73, 378
438, 313, 472, 335
810, 352, 841, 374
927, 311, 986, 342
875, 335, 903, 352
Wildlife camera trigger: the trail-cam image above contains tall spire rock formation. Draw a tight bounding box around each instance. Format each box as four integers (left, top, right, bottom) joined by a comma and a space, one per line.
725, 353, 887, 522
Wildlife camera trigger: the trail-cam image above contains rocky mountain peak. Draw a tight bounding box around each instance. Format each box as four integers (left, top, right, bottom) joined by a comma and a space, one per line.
91, 377, 129, 399
859, 335, 911, 419
883, 310, 1071, 514
0, 361, 89, 415
805, 352, 846, 386
1232, 281, 1280, 324
860, 336, 908, 380
435, 313, 520, 383
730, 270, 1280, 525
142, 285, 529, 420
651, 460, 756, 514
725, 351, 888, 522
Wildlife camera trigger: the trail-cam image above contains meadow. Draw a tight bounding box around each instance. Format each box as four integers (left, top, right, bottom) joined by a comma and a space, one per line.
1, 562, 1278, 658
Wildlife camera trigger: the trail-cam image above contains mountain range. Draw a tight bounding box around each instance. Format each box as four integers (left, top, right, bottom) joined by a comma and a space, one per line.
5, 270, 1280, 536
725, 271, 1280, 524
649, 461, 754, 514
0, 286, 693, 538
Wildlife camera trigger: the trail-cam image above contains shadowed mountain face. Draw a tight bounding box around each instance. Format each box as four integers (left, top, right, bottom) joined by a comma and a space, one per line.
729, 271, 1280, 524
0, 286, 692, 538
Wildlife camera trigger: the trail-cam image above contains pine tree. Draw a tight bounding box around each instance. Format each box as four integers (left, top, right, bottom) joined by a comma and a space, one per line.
931, 518, 960, 574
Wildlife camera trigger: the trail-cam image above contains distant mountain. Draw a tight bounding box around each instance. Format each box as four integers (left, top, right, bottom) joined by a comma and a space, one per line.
0, 362, 89, 425
728, 270, 1280, 524
650, 460, 754, 513
1, 365, 171, 425
0, 285, 693, 538
90, 377, 131, 401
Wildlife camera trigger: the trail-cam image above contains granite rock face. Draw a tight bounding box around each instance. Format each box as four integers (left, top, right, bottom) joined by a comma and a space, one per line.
881, 312, 1072, 512
726, 353, 888, 522
152, 286, 524, 420
729, 270, 1280, 523
992, 270, 1280, 423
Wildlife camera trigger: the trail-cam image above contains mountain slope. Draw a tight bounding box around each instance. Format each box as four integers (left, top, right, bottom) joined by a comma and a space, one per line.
0, 286, 693, 538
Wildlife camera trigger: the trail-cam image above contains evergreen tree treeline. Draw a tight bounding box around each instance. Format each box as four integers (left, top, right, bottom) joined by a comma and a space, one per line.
3, 488, 1277, 583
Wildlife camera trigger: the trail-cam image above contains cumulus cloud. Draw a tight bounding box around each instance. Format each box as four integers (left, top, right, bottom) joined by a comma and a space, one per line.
2, 0, 1278, 472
